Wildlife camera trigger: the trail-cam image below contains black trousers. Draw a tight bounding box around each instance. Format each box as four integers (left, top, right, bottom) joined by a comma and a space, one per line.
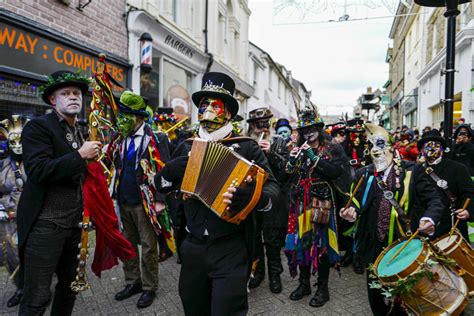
179, 233, 248, 316
253, 211, 286, 276
298, 254, 330, 282
20, 220, 81, 316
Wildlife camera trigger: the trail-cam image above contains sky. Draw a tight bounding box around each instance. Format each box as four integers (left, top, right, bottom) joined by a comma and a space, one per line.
248, 0, 396, 117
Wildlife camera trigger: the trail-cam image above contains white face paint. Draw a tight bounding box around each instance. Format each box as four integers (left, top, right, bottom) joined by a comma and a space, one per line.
303, 129, 319, 143
369, 136, 393, 172
49, 86, 83, 117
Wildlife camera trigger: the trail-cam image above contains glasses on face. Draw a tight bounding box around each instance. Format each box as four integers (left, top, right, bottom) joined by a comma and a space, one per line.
458, 131, 468, 137
254, 120, 270, 129
337, 131, 345, 137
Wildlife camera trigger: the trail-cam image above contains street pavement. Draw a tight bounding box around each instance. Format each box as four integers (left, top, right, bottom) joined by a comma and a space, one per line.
1, 249, 473, 315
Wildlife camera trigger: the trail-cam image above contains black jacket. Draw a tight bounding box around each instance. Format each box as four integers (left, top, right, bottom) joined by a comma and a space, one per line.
110, 125, 171, 203
156, 136, 280, 240
17, 112, 87, 249
352, 161, 444, 262
415, 159, 474, 240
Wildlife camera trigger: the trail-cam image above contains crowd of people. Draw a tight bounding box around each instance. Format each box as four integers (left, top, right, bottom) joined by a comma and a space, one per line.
0, 69, 473, 315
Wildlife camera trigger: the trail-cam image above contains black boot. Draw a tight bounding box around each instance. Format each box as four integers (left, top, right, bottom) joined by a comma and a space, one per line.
289, 279, 311, 300
248, 260, 265, 289
340, 251, 353, 268
7, 288, 23, 307
266, 246, 283, 294
309, 280, 329, 307
353, 253, 365, 274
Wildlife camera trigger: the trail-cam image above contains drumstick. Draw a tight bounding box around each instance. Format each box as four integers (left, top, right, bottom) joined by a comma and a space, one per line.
386, 230, 419, 265
344, 175, 365, 210
449, 198, 471, 238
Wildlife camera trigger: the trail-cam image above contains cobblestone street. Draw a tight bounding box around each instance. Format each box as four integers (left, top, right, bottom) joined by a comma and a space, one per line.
1, 249, 473, 315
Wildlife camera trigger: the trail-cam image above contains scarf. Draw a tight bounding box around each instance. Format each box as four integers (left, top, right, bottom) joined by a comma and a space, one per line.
198, 122, 234, 141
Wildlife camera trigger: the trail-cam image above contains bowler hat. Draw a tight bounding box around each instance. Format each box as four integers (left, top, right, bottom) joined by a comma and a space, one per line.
40, 70, 90, 105
247, 107, 273, 123
119, 91, 149, 117
275, 118, 292, 131
417, 129, 446, 150
192, 72, 239, 118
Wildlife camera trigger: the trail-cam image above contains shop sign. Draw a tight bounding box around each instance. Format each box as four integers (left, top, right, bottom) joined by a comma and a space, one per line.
0, 21, 127, 92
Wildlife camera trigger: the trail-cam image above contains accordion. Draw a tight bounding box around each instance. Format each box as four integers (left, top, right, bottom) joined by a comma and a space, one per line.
181, 138, 268, 224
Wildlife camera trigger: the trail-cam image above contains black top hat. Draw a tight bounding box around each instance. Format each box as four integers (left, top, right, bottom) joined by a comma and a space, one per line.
346, 119, 364, 132
192, 72, 239, 118
417, 129, 446, 150
275, 118, 292, 131
297, 110, 324, 130
247, 107, 273, 123
40, 70, 91, 105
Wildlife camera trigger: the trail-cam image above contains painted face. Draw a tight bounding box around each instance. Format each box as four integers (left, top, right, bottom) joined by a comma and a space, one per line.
369, 136, 393, 172
50, 86, 83, 116
117, 112, 137, 137
198, 97, 228, 132
421, 141, 443, 165
456, 128, 471, 144
302, 127, 319, 143
350, 132, 361, 146
8, 132, 22, 155
277, 126, 292, 141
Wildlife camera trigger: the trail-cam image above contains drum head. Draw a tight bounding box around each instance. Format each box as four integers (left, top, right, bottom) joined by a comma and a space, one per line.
435, 234, 458, 251
377, 239, 423, 277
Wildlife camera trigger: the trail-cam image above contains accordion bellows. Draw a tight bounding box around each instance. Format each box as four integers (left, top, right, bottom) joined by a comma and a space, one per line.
181, 138, 268, 224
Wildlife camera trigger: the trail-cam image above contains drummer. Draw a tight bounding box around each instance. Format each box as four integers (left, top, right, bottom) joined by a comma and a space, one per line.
340, 124, 444, 316
415, 129, 474, 240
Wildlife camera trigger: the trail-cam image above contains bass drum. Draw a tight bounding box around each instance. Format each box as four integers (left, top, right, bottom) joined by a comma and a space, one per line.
374, 237, 468, 316
434, 229, 474, 295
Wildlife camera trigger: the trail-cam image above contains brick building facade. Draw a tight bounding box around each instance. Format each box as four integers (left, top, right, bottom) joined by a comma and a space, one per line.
0, 0, 129, 118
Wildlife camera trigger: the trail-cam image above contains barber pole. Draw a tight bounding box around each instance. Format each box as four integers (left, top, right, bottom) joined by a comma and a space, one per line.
139, 32, 153, 73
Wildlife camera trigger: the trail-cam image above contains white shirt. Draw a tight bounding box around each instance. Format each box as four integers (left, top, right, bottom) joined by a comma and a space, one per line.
123, 123, 145, 169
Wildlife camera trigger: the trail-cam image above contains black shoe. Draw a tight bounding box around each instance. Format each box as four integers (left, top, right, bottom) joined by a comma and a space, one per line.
137, 290, 155, 308
7, 289, 23, 307
353, 256, 365, 274
289, 280, 311, 301
248, 270, 265, 289
340, 251, 353, 268
309, 284, 329, 307
269, 274, 282, 294
115, 283, 143, 301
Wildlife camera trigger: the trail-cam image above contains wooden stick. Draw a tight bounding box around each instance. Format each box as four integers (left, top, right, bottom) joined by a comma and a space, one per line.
449, 198, 471, 238
387, 230, 419, 265
344, 175, 365, 209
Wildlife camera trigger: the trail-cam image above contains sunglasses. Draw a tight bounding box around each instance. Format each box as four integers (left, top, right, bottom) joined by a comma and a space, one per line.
254, 120, 270, 129
458, 131, 468, 137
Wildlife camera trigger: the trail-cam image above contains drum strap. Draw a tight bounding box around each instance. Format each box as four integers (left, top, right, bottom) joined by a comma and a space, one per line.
375, 175, 411, 234
422, 163, 457, 207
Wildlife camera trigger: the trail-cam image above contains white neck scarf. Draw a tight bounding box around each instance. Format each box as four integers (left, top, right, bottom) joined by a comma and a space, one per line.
198, 122, 233, 141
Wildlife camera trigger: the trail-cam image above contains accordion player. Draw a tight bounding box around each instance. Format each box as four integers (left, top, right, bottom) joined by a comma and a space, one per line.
181, 138, 269, 224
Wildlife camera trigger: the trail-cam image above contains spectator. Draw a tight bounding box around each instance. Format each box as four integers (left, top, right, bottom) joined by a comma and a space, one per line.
451, 124, 474, 176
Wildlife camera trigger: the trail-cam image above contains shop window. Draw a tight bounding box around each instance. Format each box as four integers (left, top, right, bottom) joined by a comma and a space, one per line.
0, 76, 49, 118
163, 60, 193, 119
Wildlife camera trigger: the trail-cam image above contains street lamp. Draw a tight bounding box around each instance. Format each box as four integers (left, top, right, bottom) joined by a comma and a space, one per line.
139, 32, 153, 74
413, 0, 470, 145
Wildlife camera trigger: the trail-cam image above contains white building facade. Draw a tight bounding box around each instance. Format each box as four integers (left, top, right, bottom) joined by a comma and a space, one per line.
417, 3, 474, 129
248, 42, 298, 123
126, 0, 254, 122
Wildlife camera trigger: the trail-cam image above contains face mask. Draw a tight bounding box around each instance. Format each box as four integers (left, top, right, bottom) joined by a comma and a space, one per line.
277, 126, 291, 141
350, 132, 361, 146
198, 97, 228, 132
421, 141, 443, 165
8, 132, 22, 155
302, 128, 319, 143
369, 136, 393, 172
117, 112, 137, 137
